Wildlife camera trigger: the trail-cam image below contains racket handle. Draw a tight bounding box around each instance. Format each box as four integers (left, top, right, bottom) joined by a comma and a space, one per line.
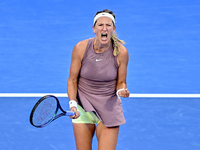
66, 111, 75, 116
65, 111, 81, 116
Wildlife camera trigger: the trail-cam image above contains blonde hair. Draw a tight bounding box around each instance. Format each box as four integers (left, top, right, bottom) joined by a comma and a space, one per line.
94, 9, 125, 56
112, 33, 126, 56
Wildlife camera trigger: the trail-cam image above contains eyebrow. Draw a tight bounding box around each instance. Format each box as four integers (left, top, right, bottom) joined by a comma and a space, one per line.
97, 23, 112, 25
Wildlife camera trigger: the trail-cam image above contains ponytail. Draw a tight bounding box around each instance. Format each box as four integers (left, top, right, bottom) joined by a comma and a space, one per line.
112, 33, 125, 56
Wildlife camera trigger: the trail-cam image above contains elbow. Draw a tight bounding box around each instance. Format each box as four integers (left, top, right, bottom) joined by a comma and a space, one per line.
68, 78, 78, 86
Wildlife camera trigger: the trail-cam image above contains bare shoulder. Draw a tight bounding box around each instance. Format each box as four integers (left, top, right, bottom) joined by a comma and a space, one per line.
72, 39, 89, 60
119, 44, 128, 56
75, 39, 88, 48
117, 44, 129, 63
73, 39, 88, 52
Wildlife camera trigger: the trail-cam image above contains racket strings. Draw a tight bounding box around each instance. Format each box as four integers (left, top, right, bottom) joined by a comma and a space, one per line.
32, 97, 57, 126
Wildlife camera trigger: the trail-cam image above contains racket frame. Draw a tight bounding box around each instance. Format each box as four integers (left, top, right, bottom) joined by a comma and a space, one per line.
30, 95, 72, 128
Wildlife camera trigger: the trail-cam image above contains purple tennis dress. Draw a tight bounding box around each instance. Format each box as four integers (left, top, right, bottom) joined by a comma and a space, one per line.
77, 38, 126, 127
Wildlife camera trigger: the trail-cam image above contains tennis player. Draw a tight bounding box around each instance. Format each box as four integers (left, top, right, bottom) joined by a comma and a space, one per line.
67, 9, 129, 150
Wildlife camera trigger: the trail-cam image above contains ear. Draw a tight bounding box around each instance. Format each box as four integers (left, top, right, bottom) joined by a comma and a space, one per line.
92, 25, 96, 34
113, 25, 116, 33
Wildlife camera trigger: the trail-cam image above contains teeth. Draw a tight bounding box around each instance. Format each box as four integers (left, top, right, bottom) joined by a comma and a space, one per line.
101, 33, 107, 37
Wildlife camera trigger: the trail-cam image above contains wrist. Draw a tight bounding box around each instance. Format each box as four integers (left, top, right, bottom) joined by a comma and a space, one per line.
69, 100, 77, 109
116, 88, 125, 98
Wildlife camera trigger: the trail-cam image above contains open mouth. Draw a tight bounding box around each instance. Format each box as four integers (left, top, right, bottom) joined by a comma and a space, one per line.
101, 33, 108, 39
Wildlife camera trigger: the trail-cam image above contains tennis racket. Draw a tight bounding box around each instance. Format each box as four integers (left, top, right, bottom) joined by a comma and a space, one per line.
30, 95, 76, 128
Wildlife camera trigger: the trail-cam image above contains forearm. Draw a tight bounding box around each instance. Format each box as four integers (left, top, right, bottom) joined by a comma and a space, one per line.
67, 79, 78, 101
116, 81, 127, 91
67, 78, 80, 119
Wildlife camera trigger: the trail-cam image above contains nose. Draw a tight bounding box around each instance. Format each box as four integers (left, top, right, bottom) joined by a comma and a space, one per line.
102, 25, 107, 31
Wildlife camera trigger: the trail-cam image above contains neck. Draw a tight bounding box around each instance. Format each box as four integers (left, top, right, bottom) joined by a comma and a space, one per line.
94, 38, 111, 53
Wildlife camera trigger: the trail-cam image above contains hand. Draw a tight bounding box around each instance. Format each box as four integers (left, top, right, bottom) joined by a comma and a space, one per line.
118, 88, 130, 98
69, 107, 80, 119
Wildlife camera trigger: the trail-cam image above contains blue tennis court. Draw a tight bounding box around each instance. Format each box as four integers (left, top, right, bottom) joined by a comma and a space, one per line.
0, 0, 200, 149
1, 97, 200, 150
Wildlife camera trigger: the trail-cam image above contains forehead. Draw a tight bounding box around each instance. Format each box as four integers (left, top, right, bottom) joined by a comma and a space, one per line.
96, 17, 113, 24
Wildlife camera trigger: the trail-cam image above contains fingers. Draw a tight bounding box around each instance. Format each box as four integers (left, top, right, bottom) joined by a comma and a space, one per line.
70, 107, 80, 119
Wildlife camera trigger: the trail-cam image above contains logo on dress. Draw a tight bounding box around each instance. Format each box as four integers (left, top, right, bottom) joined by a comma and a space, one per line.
95, 59, 103, 62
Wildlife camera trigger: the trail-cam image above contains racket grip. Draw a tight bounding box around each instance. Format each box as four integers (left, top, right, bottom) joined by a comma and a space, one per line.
65, 111, 81, 116
66, 111, 75, 116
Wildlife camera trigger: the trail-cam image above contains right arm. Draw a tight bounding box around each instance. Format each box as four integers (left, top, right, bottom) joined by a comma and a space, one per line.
67, 40, 88, 118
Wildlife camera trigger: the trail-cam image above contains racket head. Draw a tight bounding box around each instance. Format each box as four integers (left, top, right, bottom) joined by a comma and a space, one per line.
30, 95, 61, 128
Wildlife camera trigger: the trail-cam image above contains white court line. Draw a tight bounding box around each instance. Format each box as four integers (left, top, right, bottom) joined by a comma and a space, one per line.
0, 93, 200, 98
130, 94, 200, 98
0, 93, 68, 97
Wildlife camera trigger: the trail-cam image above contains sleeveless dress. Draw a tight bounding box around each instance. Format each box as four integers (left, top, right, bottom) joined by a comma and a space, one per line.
76, 38, 126, 127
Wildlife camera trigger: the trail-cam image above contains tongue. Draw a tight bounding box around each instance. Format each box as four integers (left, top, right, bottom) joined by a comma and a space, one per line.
101, 36, 107, 41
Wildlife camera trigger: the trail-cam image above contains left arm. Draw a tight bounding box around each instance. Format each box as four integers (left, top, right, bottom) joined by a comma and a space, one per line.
116, 44, 129, 98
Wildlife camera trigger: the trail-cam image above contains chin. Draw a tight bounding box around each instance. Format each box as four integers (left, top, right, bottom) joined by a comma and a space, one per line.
100, 41, 109, 45
100, 38, 111, 45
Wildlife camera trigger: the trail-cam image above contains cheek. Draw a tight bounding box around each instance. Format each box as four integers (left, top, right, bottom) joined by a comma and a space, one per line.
109, 28, 114, 35
95, 29, 102, 36
93, 27, 99, 34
